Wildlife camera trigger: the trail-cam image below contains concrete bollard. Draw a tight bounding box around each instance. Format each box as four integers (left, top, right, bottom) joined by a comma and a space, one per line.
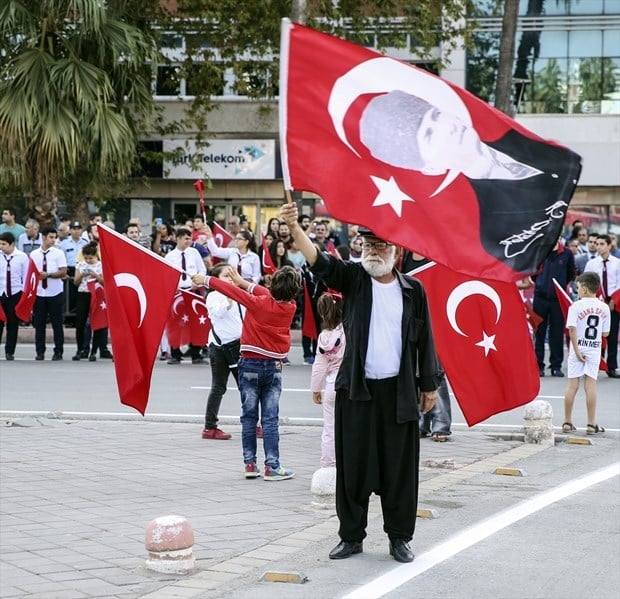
310, 467, 337, 508
145, 515, 195, 574
523, 400, 554, 446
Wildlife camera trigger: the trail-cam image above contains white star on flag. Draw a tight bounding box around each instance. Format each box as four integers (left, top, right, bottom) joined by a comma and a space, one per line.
475, 331, 497, 356
199, 315, 207, 325
370, 175, 415, 217
182, 314, 189, 324
100, 301, 107, 310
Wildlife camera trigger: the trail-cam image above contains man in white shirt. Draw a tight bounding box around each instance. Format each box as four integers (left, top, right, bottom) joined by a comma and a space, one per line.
30, 227, 67, 361
164, 228, 207, 364
584, 234, 620, 378
0, 232, 30, 360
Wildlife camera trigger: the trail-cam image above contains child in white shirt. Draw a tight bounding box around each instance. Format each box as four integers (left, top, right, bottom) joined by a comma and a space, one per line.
563, 272, 610, 435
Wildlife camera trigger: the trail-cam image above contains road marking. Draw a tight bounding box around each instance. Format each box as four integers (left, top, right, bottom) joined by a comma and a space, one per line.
343, 462, 620, 599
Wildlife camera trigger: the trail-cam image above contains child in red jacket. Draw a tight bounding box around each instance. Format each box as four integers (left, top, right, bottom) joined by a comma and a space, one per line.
193, 266, 301, 481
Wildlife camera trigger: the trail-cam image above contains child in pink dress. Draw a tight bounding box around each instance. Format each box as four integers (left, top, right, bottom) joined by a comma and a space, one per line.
311, 292, 345, 468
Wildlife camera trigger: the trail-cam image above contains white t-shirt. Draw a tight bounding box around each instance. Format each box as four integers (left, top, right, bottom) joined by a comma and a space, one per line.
30, 246, 67, 297
566, 296, 611, 357
365, 277, 402, 379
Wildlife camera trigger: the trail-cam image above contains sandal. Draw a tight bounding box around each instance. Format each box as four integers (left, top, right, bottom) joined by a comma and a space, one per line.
432, 433, 448, 442
586, 424, 605, 435
562, 422, 576, 433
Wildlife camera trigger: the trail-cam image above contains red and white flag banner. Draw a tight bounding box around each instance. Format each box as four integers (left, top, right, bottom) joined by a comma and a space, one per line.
98, 225, 181, 415
410, 262, 540, 426
279, 19, 581, 283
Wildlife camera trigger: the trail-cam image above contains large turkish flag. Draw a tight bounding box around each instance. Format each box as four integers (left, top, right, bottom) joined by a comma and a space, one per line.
280, 20, 581, 282
410, 262, 540, 425
98, 225, 180, 415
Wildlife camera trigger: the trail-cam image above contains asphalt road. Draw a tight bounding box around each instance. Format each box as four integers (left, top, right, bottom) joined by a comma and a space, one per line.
1, 342, 618, 433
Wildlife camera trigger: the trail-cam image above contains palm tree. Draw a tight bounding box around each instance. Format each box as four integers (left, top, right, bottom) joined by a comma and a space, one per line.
0, 0, 158, 216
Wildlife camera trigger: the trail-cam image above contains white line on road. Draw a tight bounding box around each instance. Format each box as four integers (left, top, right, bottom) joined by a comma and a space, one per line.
343, 462, 620, 599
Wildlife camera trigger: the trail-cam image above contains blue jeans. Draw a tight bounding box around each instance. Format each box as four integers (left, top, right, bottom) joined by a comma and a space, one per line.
420, 376, 452, 436
238, 358, 283, 469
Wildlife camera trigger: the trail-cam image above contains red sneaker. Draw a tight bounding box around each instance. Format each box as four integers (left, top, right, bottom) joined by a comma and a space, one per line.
256, 425, 263, 439
201, 427, 232, 440
244, 462, 261, 479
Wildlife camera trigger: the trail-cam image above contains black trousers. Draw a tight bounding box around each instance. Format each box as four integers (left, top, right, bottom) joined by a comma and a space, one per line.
335, 377, 419, 543
205, 342, 239, 428
33, 293, 64, 355
605, 309, 619, 371
0, 292, 21, 355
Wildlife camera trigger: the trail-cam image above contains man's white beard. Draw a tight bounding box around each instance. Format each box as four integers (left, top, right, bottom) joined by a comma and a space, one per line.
362, 249, 396, 278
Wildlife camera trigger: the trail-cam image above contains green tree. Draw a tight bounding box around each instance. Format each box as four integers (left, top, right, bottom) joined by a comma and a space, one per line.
0, 0, 159, 219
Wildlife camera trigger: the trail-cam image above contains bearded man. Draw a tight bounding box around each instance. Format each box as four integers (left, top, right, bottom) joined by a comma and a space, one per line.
280, 202, 440, 564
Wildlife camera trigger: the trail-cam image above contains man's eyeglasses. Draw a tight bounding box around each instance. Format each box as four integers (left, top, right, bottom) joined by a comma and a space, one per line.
362, 241, 393, 251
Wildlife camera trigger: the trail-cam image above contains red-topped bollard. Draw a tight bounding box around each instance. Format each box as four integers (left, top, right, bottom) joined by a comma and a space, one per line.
145, 515, 195, 574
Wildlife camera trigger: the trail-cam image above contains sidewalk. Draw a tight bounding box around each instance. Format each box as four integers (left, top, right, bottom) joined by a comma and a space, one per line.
0, 416, 549, 599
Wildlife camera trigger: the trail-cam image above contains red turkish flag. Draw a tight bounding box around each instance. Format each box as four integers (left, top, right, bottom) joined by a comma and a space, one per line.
210, 222, 234, 265
261, 237, 276, 275
166, 293, 191, 348
553, 278, 607, 371
280, 20, 581, 282
0, 302, 6, 322
15, 259, 40, 321
98, 225, 181, 415
181, 290, 211, 347
302, 279, 318, 340
410, 262, 539, 426
86, 280, 108, 331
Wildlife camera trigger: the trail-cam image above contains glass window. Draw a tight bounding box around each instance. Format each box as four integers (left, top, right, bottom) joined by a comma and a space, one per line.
603, 29, 620, 56
570, 0, 604, 14
605, 0, 620, 14
156, 66, 181, 96
569, 31, 602, 58
537, 30, 567, 58
522, 58, 568, 114
602, 57, 620, 114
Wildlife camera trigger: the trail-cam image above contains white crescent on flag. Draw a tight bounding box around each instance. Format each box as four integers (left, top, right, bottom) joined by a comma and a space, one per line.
114, 273, 147, 327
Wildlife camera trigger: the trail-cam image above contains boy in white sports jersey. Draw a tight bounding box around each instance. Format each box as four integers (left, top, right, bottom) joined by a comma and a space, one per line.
563, 272, 611, 435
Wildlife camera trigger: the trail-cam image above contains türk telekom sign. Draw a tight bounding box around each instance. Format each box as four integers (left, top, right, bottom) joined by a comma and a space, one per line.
163, 139, 276, 180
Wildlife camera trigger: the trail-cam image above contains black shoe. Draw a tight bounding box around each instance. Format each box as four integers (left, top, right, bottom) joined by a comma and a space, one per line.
329, 540, 363, 560
551, 369, 564, 377
51, 353, 63, 361
99, 349, 113, 359
608, 369, 620, 378
88, 354, 97, 362
78, 350, 89, 359
5, 354, 14, 361
35, 353, 44, 361
192, 357, 206, 364
167, 357, 181, 365
72, 353, 82, 361
389, 539, 414, 563
539, 368, 545, 377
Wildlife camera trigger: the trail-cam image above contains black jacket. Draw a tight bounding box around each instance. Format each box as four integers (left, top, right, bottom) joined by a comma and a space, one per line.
311, 251, 441, 423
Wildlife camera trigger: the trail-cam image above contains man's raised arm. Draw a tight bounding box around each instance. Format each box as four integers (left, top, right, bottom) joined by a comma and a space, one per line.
280, 203, 318, 267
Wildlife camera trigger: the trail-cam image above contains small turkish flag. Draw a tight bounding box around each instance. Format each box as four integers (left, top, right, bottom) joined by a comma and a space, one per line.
15, 259, 40, 322
280, 20, 581, 282
181, 289, 211, 347
210, 222, 233, 265
261, 237, 276, 275
166, 292, 191, 349
86, 280, 108, 331
98, 224, 181, 415
0, 302, 6, 322
410, 262, 539, 426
